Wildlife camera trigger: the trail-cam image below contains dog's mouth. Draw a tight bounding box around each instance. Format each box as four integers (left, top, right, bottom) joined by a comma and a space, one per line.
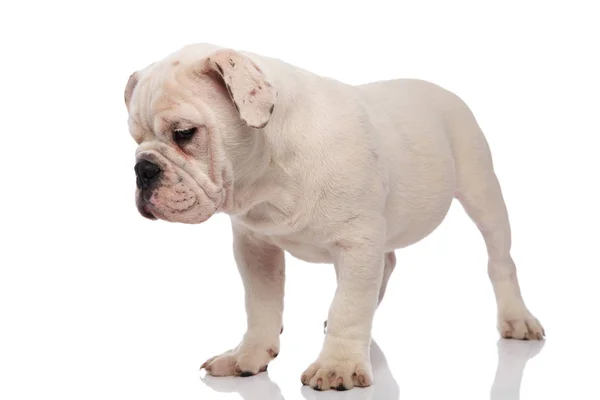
135, 185, 218, 224
137, 200, 157, 220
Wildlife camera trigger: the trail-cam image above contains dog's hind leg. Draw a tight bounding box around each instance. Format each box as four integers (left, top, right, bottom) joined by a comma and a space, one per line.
449, 104, 544, 340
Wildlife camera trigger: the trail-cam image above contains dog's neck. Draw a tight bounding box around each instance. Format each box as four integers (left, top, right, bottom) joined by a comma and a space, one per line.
220, 123, 296, 218
220, 60, 311, 218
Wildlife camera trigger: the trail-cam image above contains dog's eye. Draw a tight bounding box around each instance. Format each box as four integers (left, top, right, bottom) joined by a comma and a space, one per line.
173, 128, 197, 143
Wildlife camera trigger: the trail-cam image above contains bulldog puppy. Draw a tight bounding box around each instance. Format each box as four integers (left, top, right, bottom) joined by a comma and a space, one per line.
124, 43, 544, 391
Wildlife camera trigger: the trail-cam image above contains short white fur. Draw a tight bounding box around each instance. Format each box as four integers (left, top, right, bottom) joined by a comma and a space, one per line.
125, 43, 544, 391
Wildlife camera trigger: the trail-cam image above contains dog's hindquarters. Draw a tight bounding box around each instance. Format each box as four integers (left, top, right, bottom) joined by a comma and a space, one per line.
444, 95, 545, 339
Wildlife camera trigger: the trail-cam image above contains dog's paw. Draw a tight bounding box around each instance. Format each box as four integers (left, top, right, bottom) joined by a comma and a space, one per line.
498, 311, 545, 340
301, 349, 372, 391
201, 340, 279, 377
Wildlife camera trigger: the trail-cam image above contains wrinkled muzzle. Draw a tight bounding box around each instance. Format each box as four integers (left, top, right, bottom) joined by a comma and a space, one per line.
134, 152, 219, 224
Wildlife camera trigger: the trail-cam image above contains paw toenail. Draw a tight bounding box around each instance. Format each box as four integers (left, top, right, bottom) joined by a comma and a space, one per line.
268, 348, 278, 358
240, 371, 254, 377
336, 384, 348, 391
260, 365, 268, 372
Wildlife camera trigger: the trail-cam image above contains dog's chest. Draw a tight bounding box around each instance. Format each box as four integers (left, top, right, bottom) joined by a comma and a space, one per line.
235, 195, 333, 263
236, 193, 310, 235
269, 235, 333, 264
236, 209, 333, 263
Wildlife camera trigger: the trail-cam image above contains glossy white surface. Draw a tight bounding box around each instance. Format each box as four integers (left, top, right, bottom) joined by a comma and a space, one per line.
201, 338, 538, 400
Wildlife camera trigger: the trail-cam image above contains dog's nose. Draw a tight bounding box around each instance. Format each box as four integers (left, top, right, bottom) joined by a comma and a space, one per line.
134, 160, 161, 189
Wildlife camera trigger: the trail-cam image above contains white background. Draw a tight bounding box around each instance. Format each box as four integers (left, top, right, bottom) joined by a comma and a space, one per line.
1, 1, 599, 399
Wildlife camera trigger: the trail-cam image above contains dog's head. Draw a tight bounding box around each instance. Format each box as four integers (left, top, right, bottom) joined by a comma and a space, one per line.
124, 44, 277, 223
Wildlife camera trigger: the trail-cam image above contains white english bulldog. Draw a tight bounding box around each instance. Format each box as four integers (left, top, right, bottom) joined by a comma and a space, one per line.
124, 43, 544, 391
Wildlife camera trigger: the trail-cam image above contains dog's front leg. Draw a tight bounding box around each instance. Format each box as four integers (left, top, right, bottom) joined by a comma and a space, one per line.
201, 227, 284, 377
302, 242, 384, 391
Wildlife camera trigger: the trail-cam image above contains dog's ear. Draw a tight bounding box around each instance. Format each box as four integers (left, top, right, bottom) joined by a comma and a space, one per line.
124, 71, 139, 112
204, 49, 277, 129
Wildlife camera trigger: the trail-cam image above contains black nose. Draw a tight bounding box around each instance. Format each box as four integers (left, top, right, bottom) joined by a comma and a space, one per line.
134, 160, 161, 189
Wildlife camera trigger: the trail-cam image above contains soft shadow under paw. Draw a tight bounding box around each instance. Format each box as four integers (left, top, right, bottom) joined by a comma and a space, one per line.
202, 372, 284, 400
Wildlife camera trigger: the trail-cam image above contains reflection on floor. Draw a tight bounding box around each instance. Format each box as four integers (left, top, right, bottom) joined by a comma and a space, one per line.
490, 339, 545, 400
201, 338, 544, 399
